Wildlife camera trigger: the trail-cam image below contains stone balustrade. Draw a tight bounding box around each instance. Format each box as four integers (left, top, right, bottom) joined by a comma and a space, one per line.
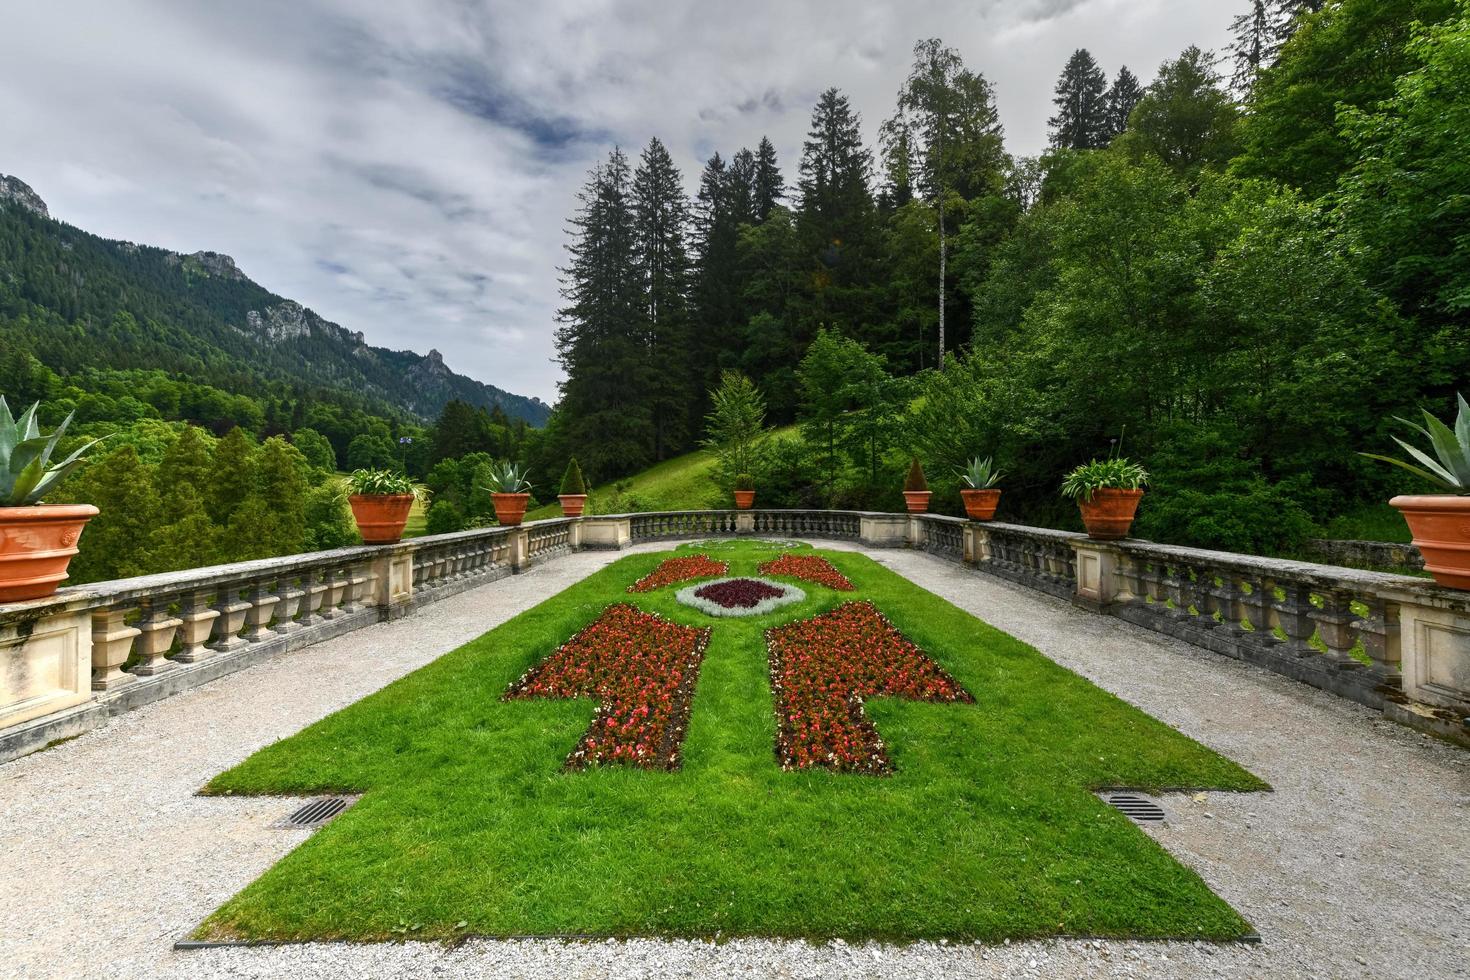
2, 509, 1465, 763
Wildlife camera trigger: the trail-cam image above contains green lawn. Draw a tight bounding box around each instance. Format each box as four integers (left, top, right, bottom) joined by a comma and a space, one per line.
200, 541, 1266, 943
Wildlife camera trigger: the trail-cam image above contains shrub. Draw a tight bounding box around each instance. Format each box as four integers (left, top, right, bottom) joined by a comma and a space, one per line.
425, 499, 466, 535
483, 460, 532, 494
560, 457, 587, 496
1060, 457, 1149, 501
904, 457, 928, 493
345, 468, 420, 497
958, 456, 1002, 490
734, 472, 755, 492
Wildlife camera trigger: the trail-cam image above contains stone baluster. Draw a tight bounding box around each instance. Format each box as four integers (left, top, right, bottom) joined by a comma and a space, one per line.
243, 577, 280, 642
297, 568, 329, 627
175, 588, 221, 662
210, 586, 251, 652
1313, 591, 1363, 670
274, 573, 306, 634
1356, 595, 1402, 680
1239, 576, 1277, 646
1273, 582, 1317, 657
1163, 564, 1189, 618
91, 608, 140, 690
321, 566, 349, 620
131, 596, 182, 675
343, 562, 369, 613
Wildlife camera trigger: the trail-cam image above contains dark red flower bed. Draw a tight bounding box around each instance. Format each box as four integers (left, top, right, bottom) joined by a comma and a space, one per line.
693, 578, 788, 608
765, 601, 973, 775
503, 603, 711, 770
627, 554, 729, 593
758, 553, 854, 591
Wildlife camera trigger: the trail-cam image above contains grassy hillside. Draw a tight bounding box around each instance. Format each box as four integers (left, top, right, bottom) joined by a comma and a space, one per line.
527, 425, 797, 520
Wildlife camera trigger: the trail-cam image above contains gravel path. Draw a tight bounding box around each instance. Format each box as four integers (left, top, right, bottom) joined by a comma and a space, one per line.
1, 543, 1465, 979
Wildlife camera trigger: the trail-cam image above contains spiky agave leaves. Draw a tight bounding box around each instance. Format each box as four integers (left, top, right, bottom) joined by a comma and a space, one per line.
0, 397, 102, 506
1360, 392, 1470, 493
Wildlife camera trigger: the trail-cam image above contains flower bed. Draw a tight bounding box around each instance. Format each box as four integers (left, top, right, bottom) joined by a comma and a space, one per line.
765, 601, 973, 774
758, 553, 854, 591
627, 554, 729, 593
503, 603, 710, 770
675, 576, 806, 618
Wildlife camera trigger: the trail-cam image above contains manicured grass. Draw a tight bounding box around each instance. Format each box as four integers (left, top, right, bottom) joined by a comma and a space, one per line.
200, 541, 1266, 943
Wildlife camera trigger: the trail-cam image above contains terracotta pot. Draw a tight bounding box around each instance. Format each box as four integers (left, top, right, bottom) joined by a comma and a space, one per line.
903, 490, 932, 513
0, 504, 99, 602
960, 488, 1001, 521
733, 490, 755, 510
349, 494, 414, 544
1076, 488, 1144, 540
492, 492, 531, 527
1391, 494, 1470, 590
558, 494, 588, 518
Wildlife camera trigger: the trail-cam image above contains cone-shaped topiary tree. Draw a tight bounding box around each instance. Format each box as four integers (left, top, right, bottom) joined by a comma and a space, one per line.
560, 457, 587, 496
904, 457, 928, 492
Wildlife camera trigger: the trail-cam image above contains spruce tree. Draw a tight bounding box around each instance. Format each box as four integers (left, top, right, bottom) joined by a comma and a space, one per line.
752, 137, 785, 220
555, 148, 650, 481
881, 39, 1007, 369
727, 148, 758, 228
691, 152, 742, 416
1103, 67, 1145, 140
1048, 49, 1110, 149
1229, 1, 1276, 94
632, 137, 693, 460
208, 426, 256, 526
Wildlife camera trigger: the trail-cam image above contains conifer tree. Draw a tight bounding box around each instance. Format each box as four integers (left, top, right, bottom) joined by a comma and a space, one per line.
632, 137, 694, 459
208, 426, 255, 526
555, 148, 650, 481
727, 148, 758, 228
691, 152, 743, 415
1229, 1, 1276, 94
752, 137, 785, 220
1103, 66, 1145, 140
881, 40, 1006, 368
1048, 49, 1110, 149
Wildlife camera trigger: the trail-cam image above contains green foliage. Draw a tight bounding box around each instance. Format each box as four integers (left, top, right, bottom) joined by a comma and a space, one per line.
734, 472, 755, 492
904, 457, 929, 492
345, 468, 419, 497
958, 456, 1002, 489
1115, 46, 1239, 176
345, 432, 397, 471
302, 482, 357, 552
558, 457, 587, 496
1060, 458, 1149, 501
424, 499, 466, 535
0, 396, 100, 505
1360, 393, 1470, 492
290, 428, 337, 472
701, 371, 769, 492
483, 460, 531, 494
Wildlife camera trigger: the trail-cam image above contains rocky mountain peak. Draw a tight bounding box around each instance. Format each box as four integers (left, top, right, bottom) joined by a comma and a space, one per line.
189, 250, 245, 280
0, 175, 48, 218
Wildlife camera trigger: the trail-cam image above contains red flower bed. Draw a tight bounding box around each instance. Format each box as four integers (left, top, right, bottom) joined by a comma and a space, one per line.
758, 553, 854, 591
503, 603, 710, 770
627, 554, 729, 593
765, 601, 973, 775
693, 578, 788, 608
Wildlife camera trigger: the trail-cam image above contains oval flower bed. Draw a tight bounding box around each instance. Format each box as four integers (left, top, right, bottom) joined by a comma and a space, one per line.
503, 603, 711, 770
758, 553, 854, 591
765, 601, 973, 775
627, 554, 729, 593
675, 576, 806, 618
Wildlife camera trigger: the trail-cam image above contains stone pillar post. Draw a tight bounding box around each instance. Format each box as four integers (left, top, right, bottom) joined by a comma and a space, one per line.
735, 511, 755, 534
1, 608, 92, 726
1390, 587, 1470, 717
372, 548, 415, 616
568, 518, 583, 551
858, 514, 909, 548
964, 525, 991, 566
1070, 539, 1124, 612
510, 528, 531, 573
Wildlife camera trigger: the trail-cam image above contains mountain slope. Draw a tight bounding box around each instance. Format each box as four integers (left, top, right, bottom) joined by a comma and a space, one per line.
0, 174, 550, 425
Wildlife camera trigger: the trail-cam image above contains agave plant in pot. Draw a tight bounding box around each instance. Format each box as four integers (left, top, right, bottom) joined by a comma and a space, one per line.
484, 461, 533, 526
1061, 457, 1149, 540
958, 456, 1003, 521
0, 398, 102, 601
733, 472, 756, 510
903, 457, 931, 513
558, 457, 589, 517
1360, 392, 1470, 589
346, 469, 425, 544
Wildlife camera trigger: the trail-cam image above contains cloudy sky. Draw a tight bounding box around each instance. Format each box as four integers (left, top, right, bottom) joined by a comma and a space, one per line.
0, 0, 1231, 403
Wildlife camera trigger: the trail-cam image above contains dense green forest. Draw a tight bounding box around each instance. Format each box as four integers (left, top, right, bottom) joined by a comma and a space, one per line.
542, 0, 1469, 553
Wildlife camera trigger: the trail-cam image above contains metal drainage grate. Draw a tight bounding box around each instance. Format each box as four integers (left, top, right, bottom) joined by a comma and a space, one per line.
277, 796, 351, 829
1104, 793, 1166, 823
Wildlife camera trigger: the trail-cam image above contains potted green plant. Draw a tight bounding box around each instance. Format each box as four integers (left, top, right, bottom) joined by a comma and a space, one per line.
484, 461, 533, 526
958, 456, 1003, 521
0, 398, 102, 601
1360, 392, 1470, 589
1061, 457, 1149, 540
558, 457, 589, 517
345, 469, 425, 544
903, 457, 931, 513
733, 472, 756, 510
